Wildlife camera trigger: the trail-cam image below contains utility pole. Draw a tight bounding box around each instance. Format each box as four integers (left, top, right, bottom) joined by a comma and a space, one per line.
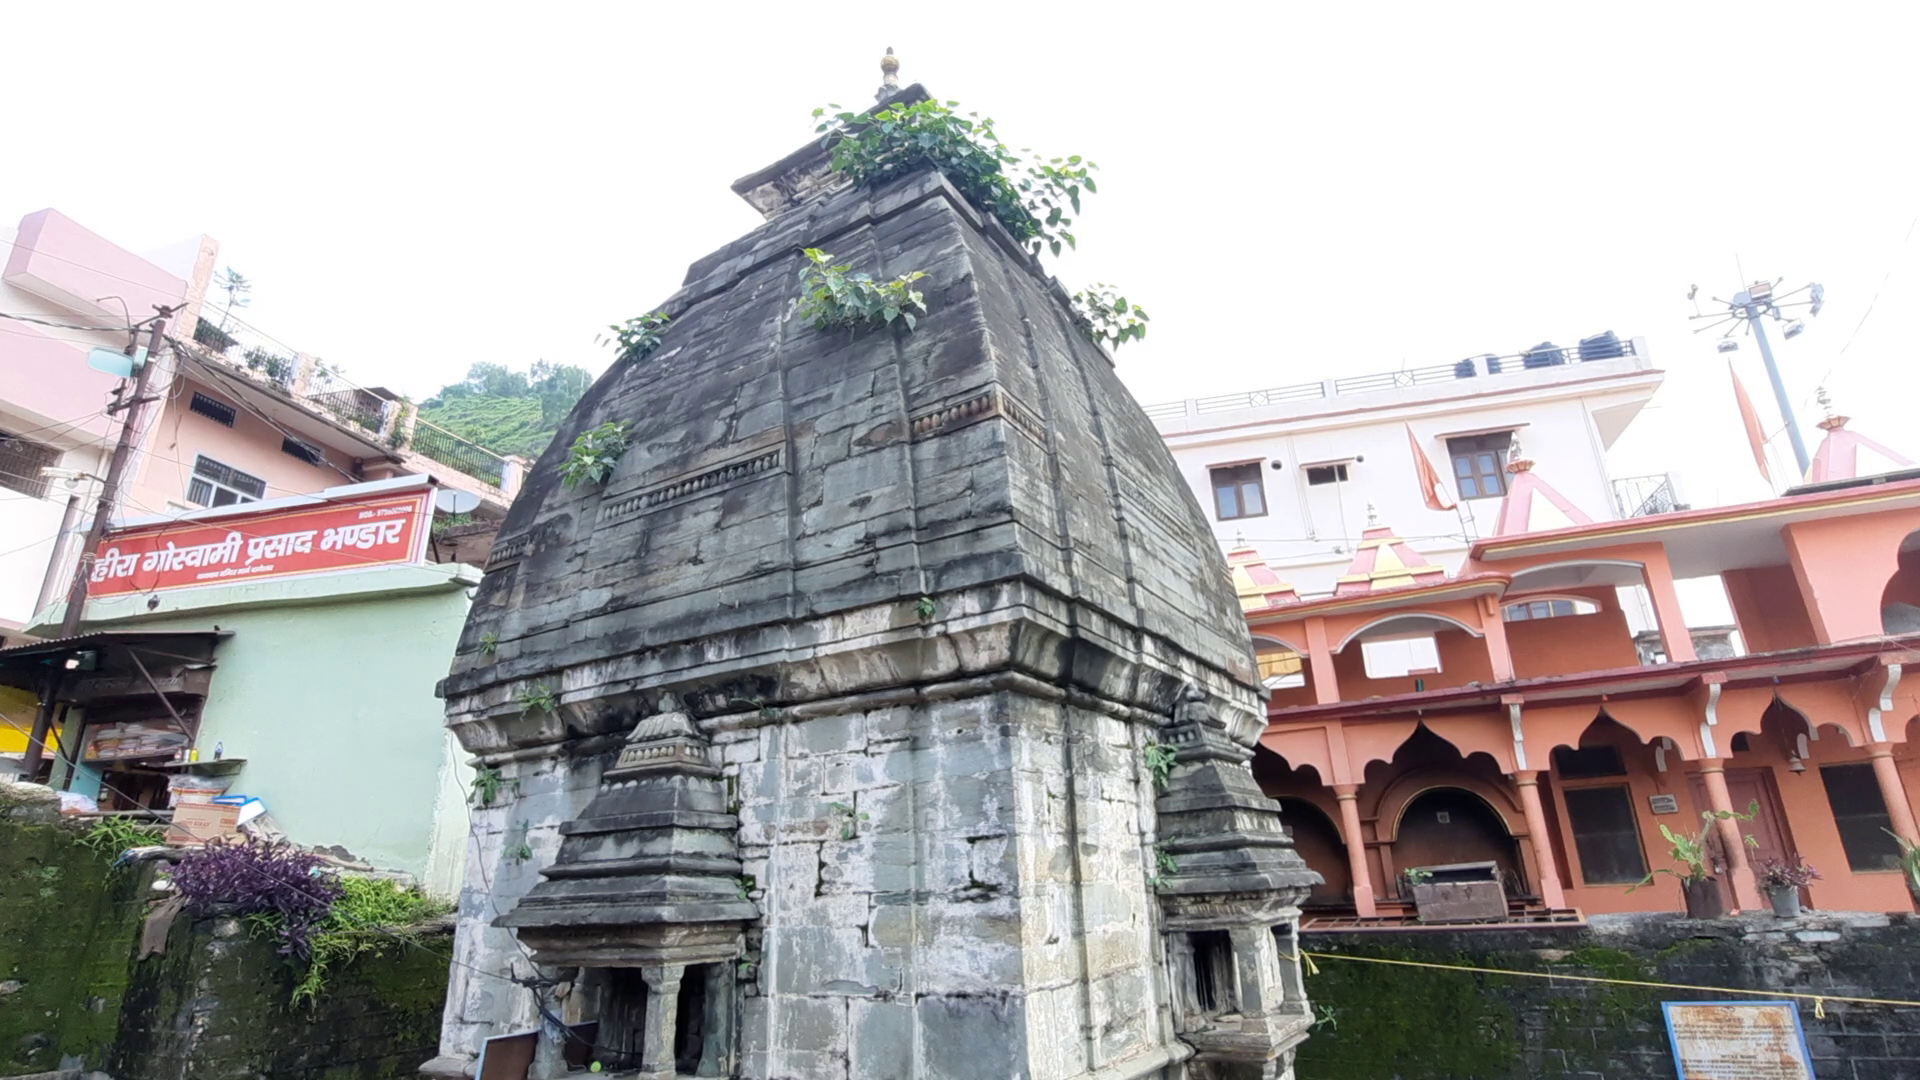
20, 306, 175, 778
1689, 277, 1824, 477
1743, 301, 1812, 474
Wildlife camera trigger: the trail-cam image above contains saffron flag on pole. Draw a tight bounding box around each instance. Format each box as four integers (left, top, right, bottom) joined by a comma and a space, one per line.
1729, 361, 1773, 484
1406, 424, 1457, 511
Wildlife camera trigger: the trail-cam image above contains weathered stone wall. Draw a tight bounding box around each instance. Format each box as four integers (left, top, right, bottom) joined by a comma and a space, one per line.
111, 913, 452, 1080
1296, 912, 1920, 1079
0, 812, 149, 1077
0, 805, 451, 1080
725, 692, 1171, 1080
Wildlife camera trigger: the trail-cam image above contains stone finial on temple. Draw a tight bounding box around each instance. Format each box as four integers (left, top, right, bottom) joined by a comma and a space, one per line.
877, 46, 901, 102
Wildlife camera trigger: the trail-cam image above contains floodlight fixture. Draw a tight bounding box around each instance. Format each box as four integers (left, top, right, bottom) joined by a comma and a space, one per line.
1686, 272, 1825, 473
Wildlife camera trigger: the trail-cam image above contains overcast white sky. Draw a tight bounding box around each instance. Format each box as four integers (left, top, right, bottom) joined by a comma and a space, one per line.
6, 2, 1916, 512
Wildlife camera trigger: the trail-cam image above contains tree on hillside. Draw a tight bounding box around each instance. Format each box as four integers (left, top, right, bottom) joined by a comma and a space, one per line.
420, 360, 596, 459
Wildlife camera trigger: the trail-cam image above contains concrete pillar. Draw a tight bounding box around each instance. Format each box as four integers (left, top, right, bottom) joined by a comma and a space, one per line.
1305, 618, 1340, 705
1513, 770, 1567, 910
1869, 743, 1920, 845
1334, 785, 1376, 916
1698, 763, 1763, 912
1642, 553, 1698, 663
638, 964, 684, 1080
1481, 602, 1516, 682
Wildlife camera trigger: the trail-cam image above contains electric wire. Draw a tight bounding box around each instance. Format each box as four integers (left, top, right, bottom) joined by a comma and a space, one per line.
1294, 949, 1920, 1015
1803, 211, 1920, 409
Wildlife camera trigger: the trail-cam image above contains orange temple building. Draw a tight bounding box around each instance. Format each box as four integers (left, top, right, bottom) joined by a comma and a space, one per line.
1244, 418, 1920, 923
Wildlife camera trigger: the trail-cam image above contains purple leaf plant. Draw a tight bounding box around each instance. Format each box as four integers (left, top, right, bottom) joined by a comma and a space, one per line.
169, 837, 344, 958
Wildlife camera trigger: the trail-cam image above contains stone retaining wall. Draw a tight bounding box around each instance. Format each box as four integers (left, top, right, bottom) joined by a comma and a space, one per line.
0, 803, 450, 1080
1296, 911, 1920, 1079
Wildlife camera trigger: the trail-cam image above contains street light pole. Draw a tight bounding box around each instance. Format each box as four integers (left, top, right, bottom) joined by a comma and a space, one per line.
19, 306, 175, 779
1744, 303, 1812, 475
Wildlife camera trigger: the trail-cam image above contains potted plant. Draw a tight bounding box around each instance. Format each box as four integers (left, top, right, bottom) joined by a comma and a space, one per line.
1631, 801, 1758, 918
1757, 858, 1820, 917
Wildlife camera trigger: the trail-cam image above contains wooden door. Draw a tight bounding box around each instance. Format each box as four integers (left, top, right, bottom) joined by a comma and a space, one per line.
1688, 768, 1796, 907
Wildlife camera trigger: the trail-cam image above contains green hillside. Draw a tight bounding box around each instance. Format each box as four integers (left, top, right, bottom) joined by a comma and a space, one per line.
417, 360, 593, 460
418, 395, 553, 459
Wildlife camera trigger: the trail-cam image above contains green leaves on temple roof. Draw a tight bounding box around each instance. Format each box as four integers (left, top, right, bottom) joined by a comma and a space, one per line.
813, 98, 1096, 259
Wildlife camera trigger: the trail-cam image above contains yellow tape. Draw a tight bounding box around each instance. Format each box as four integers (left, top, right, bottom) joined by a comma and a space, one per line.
1299, 951, 1920, 1011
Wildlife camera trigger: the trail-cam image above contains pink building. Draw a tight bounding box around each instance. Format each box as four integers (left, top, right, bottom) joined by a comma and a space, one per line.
0, 209, 520, 649
1243, 413, 1920, 924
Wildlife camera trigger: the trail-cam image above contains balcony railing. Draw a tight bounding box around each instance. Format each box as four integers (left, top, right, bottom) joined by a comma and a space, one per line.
1143, 333, 1642, 421
181, 313, 515, 494
1612, 474, 1684, 518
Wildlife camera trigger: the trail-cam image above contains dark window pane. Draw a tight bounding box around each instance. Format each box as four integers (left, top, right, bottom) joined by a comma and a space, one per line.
1455, 457, 1475, 478
1563, 785, 1648, 884
1211, 464, 1265, 520
1459, 476, 1479, 498
1821, 764, 1903, 871
1553, 746, 1627, 779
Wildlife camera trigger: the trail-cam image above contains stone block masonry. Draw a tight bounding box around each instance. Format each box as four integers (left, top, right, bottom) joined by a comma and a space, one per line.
1296, 912, 1920, 1080
724, 692, 1168, 1080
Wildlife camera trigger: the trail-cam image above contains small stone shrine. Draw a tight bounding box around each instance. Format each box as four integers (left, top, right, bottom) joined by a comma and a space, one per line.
427, 60, 1319, 1080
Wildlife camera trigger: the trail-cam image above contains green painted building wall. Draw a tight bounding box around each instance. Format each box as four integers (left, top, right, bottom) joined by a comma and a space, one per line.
45, 563, 478, 896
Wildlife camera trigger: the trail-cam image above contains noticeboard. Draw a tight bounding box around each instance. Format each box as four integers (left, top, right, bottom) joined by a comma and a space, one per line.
1663, 1000, 1814, 1079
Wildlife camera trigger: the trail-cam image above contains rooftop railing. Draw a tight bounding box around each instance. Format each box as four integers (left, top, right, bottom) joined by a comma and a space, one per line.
1144, 333, 1642, 422
184, 313, 515, 494
1612, 474, 1684, 519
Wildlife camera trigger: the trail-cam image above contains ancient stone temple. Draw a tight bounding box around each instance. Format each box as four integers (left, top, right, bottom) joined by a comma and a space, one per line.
428, 75, 1319, 1080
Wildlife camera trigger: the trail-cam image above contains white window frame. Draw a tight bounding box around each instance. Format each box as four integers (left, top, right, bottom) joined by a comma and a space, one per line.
186, 455, 266, 507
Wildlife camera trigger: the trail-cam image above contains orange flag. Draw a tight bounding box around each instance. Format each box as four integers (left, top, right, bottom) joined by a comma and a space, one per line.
1729, 362, 1773, 484
1406, 424, 1457, 511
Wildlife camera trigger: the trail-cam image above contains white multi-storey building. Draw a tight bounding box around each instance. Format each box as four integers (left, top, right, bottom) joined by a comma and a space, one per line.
1150, 335, 1667, 598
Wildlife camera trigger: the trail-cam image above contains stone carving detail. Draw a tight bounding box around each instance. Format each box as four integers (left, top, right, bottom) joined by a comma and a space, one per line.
908, 384, 1048, 446
483, 531, 533, 570
597, 447, 785, 525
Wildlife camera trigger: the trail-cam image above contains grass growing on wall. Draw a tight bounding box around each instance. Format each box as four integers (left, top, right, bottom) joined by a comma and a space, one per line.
1295, 944, 1529, 1079
0, 821, 153, 1075
258, 877, 452, 1007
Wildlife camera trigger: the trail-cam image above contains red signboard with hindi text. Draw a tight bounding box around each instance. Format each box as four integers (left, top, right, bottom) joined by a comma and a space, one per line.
88, 489, 432, 596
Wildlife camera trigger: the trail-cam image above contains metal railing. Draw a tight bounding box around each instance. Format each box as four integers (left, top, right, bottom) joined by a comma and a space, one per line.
1190, 381, 1325, 416
184, 308, 513, 492
1612, 474, 1681, 518
411, 420, 507, 488
1143, 334, 1641, 421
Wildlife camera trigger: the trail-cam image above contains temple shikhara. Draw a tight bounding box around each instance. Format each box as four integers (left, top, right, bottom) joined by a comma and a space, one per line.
1244, 412, 1920, 923
430, 69, 1318, 1080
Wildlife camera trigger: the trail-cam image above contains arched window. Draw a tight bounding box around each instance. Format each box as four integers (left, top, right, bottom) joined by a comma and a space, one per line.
1503, 597, 1599, 622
